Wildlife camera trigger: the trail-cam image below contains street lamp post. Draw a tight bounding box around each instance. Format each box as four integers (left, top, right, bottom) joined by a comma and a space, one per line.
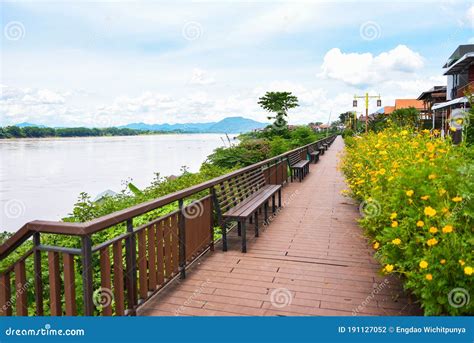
353, 93, 382, 133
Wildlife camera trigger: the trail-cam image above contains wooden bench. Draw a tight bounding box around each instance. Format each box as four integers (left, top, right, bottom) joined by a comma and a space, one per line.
308, 145, 320, 163
212, 168, 282, 253
288, 151, 310, 182
318, 142, 326, 155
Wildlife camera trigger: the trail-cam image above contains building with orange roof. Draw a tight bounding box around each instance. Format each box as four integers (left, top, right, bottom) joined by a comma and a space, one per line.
394, 99, 425, 111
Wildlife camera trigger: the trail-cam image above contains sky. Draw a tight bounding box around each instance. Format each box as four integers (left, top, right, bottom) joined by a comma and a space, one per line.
1, 0, 474, 127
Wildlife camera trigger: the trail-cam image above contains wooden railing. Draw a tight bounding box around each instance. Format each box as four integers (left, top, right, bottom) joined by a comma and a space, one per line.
0, 134, 337, 316
456, 81, 474, 98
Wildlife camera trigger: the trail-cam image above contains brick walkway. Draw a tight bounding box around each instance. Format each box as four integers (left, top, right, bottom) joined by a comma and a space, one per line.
139, 136, 421, 316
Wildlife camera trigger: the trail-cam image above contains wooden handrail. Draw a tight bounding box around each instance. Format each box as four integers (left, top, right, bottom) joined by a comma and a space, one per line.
0, 135, 337, 261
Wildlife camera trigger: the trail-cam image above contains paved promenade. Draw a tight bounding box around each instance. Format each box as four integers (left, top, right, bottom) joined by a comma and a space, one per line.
139, 137, 421, 316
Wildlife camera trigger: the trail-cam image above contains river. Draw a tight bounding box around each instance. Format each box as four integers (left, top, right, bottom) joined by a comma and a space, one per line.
0, 134, 234, 232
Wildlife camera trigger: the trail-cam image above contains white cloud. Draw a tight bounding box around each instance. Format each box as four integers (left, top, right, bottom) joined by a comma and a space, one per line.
189, 68, 215, 85
467, 5, 474, 27
319, 45, 424, 87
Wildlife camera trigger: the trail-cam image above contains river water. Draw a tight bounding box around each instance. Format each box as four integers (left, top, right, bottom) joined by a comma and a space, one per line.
0, 134, 233, 232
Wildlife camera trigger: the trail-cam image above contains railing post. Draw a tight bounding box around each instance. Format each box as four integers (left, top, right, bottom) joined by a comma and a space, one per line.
125, 218, 137, 315
210, 187, 226, 251
33, 232, 44, 316
178, 199, 186, 279
81, 235, 94, 316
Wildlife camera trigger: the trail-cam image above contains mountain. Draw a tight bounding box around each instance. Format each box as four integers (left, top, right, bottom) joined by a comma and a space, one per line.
15, 122, 47, 128
122, 116, 267, 133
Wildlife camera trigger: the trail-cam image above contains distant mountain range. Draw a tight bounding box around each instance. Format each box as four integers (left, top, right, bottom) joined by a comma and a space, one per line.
13, 117, 268, 134
15, 122, 47, 128
121, 117, 267, 133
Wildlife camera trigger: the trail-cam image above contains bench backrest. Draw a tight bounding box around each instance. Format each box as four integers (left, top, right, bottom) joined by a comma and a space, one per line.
288, 150, 307, 166
214, 168, 266, 213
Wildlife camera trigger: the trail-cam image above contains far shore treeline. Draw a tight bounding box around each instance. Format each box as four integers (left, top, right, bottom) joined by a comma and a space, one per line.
0, 125, 169, 138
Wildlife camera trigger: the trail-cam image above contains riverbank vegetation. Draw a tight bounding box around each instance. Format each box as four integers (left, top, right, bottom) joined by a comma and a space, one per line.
0, 125, 163, 138
341, 123, 473, 315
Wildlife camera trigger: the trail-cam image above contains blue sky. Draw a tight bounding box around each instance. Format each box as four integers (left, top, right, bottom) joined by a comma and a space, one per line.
1, 0, 473, 126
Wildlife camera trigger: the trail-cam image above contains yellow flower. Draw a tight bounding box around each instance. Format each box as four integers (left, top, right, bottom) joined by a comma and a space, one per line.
452, 196, 463, 202
408, 199, 413, 204
425, 274, 433, 281
459, 260, 465, 266
401, 130, 408, 136
438, 189, 446, 196
416, 220, 424, 227
429, 227, 438, 234
373, 242, 380, 250
441, 207, 449, 214
440, 259, 446, 265
427, 238, 438, 247
422, 129, 430, 134
392, 238, 401, 245
406, 190, 414, 197
442, 225, 453, 233
464, 266, 473, 276
424, 206, 437, 217
390, 212, 397, 220
419, 260, 428, 269
384, 264, 394, 273
378, 168, 386, 175
391, 221, 398, 228
428, 174, 436, 180
421, 195, 430, 200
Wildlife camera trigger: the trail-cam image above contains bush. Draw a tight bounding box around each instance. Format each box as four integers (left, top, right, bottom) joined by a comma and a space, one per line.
341, 127, 473, 315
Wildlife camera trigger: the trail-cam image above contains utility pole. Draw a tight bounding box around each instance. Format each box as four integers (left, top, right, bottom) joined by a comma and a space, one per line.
353, 93, 381, 133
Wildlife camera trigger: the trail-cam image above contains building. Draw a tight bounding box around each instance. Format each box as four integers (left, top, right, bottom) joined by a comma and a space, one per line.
417, 86, 447, 123
432, 44, 473, 137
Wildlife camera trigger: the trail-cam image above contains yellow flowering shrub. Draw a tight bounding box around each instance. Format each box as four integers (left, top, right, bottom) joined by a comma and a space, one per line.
342, 127, 473, 315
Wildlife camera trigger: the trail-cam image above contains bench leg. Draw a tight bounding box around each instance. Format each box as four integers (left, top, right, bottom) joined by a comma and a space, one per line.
222, 222, 228, 252
241, 219, 247, 253
264, 201, 268, 222
254, 212, 259, 237
272, 194, 276, 213
299, 168, 302, 182
278, 189, 282, 207
237, 221, 241, 237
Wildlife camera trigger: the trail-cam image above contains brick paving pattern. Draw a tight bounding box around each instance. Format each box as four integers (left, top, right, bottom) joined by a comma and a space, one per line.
139, 136, 421, 316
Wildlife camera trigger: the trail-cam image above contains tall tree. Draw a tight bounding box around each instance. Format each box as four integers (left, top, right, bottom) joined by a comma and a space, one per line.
258, 92, 299, 130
